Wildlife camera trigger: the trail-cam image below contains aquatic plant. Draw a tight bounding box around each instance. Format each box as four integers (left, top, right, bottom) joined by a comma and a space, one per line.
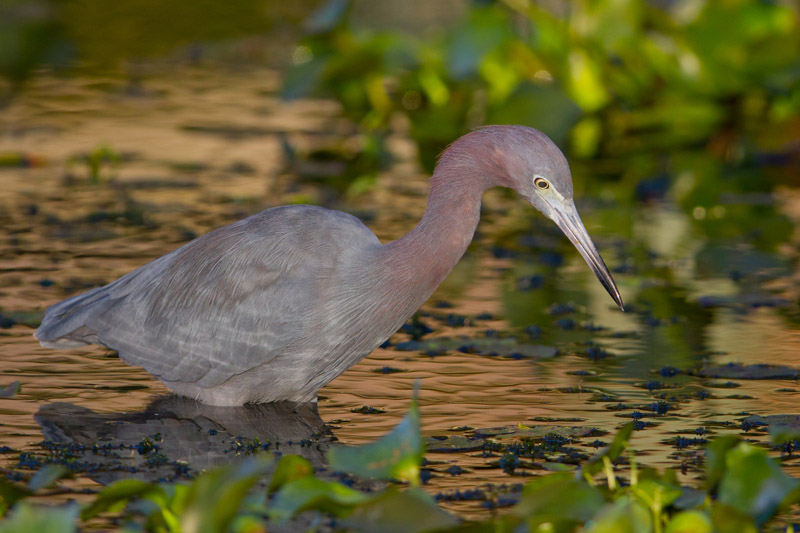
286, 0, 800, 164
2, 391, 800, 531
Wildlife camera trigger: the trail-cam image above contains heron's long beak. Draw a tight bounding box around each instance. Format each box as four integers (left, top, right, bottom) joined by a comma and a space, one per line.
551, 201, 624, 311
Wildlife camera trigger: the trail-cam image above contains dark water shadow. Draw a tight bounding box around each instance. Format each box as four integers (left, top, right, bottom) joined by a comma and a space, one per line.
34, 395, 336, 485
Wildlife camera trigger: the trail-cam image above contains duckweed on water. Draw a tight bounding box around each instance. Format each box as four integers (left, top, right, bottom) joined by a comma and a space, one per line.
3, 391, 800, 532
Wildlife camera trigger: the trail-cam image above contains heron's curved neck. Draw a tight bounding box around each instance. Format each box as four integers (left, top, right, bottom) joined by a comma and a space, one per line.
380, 171, 487, 294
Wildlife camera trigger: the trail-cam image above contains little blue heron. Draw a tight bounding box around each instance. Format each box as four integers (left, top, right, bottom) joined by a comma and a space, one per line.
35, 125, 623, 405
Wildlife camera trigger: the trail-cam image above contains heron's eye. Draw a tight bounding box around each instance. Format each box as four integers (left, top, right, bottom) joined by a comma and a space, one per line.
534, 177, 550, 190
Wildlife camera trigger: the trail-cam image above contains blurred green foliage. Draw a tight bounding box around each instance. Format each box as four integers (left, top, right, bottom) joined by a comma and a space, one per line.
284, 0, 800, 190
2, 397, 800, 531
0, 0, 311, 103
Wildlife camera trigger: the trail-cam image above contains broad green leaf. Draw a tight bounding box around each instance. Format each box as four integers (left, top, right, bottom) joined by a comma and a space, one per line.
584, 496, 652, 533
566, 49, 610, 112
708, 502, 757, 533
181, 456, 272, 533
268, 475, 371, 523
665, 510, 712, 533
160, 483, 191, 518
328, 389, 423, 485
342, 487, 457, 533
703, 435, 740, 491
0, 501, 78, 533
268, 455, 314, 494
81, 479, 164, 521
717, 442, 798, 526
514, 472, 604, 522
418, 68, 449, 107
571, 116, 602, 158
0, 478, 30, 514
630, 479, 683, 510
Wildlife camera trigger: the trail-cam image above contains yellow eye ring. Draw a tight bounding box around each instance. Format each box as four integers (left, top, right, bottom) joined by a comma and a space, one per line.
534, 177, 550, 190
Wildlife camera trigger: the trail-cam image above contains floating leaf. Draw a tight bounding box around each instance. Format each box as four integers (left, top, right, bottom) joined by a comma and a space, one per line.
769, 424, 800, 444
693, 363, 800, 380
474, 425, 603, 440
741, 414, 800, 438
425, 435, 486, 453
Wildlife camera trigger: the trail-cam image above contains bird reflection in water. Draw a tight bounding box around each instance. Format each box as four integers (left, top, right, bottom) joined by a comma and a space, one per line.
34, 396, 335, 485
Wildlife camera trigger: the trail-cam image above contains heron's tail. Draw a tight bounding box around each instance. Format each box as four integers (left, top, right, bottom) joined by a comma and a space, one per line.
34, 285, 112, 348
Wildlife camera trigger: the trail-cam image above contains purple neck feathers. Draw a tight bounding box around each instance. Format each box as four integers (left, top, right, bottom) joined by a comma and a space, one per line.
378, 143, 507, 302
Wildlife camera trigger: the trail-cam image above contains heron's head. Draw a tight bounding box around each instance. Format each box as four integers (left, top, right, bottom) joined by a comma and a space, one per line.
454, 125, 624, 310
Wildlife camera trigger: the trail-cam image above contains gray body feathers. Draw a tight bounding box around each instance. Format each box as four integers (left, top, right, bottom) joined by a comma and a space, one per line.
36, 205, 400, 404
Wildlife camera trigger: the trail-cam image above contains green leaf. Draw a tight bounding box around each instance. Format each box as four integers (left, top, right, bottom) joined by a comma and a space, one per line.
0, 501, 78, 533
581, 422, 634, 477
342, 487, 458, 533
0, 477, 31, 512
268, 475, 371, 523
708, 502, 757, 533
28, 465, 67, 492
717, 442, 798, 526
268, 455, 314, 494
81, 479, 164, 521
180, 456, 272, 533
328, 387, 423, 485
565, 49, 610, 112
584, 496, 652, 533
514, 472, 604, 522
665, 510, 712, 533
703, 435, 740, 491
436, 515, 522, 532
630, 479, 683, 511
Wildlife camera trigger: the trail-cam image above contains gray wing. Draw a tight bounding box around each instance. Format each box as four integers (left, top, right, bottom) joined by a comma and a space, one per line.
35, 205, 380, 387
